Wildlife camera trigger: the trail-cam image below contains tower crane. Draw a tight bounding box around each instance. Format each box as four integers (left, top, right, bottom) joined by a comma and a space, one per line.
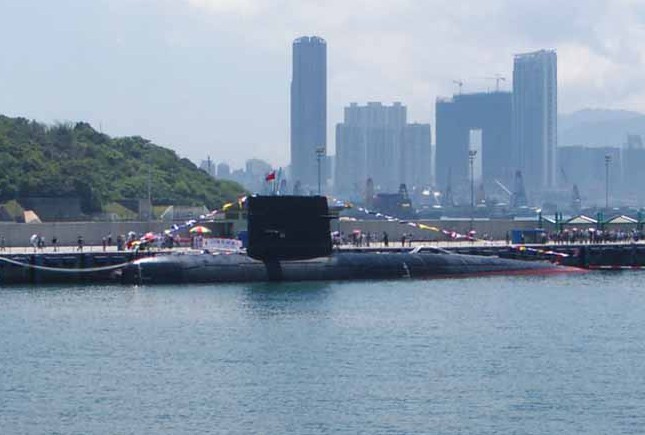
484, 75, 506, 92
452, 80, 464, 95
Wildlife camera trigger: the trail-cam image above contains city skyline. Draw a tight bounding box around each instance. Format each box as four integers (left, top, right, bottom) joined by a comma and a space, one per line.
2, 0, 645, 167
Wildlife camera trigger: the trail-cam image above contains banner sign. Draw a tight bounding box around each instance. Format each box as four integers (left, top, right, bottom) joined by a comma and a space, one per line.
202, 238, 243, 252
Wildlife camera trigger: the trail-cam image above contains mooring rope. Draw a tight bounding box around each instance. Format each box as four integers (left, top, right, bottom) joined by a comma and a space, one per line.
0, 255, 136, 273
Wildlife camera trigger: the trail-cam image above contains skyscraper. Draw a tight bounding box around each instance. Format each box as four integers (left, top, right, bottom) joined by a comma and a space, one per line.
512, 50, 557, 193
435, 92, 512, 196
290, 36, 327, 190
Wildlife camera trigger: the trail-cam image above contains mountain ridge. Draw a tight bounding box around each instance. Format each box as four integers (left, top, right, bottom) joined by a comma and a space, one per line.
559, 108, 645, 147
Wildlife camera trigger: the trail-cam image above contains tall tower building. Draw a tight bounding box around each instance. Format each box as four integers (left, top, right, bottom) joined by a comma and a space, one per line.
435, 92, 512, 197
512, 50, 557, 193
290, 36, 327, 190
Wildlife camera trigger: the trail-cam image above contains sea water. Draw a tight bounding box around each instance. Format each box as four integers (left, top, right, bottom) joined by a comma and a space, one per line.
1, 272, 645, 434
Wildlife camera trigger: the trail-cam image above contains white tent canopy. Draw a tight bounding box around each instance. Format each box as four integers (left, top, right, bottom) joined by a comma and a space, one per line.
605, 215, 638, 225
565, 215, 597, 225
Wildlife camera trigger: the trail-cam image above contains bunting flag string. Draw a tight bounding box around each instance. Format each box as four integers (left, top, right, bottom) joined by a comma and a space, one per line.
354, 207, 476, 241
163, 195, 249, 236
512, 245, 569, 258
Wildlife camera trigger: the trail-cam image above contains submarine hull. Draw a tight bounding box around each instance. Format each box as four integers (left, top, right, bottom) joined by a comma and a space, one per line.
129, 251, 580, 285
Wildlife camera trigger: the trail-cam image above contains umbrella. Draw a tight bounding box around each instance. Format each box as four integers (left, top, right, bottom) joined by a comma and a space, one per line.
189, 225, 212, 234
142, 232, 156, 242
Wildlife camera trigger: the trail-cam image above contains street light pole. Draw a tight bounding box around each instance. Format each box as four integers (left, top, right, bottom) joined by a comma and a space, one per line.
147, 150, 152, 224
468, 149, 477, 231
316, 147, 325, 196
605, 154, 612, 210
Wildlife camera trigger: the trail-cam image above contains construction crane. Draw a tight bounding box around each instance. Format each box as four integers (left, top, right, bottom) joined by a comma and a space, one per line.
484, 74, 506, 92
559, 166, 569, 185
494, 179, 513, 199
452, 80, 464, 95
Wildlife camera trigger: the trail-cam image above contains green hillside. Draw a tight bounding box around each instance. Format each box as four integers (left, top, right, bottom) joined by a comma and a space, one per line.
0, 115, 245, 213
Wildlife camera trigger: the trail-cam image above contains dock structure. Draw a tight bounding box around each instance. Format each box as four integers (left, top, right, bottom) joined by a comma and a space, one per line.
0, 251, 159, 285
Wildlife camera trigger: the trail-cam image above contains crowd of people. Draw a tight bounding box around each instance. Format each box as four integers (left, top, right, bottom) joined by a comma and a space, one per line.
332, 231, 421, 248
16, 232, 174, 253
2, 225, 645, 253
333, 227, 645, 248
547, 228, 643, 244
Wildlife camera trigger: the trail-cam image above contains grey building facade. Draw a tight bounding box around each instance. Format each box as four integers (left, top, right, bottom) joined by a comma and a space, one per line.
401, 123, 432, 190
216, 162, 231, 179
512, 50, 558, 193
435, 92, 513, 195
290, 36, 327, 189
335, 102, 431, 198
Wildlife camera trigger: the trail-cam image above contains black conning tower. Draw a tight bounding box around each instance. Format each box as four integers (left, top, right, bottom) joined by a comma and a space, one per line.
247, 196, 332, 261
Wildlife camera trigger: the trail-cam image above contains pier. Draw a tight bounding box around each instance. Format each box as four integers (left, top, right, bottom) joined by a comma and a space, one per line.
0, 250, 159, 285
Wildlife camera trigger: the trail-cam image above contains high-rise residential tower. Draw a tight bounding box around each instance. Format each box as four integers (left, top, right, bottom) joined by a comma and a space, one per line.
512, 50, 557, 193
290, 36, 327, 190
335, 102, 431, 198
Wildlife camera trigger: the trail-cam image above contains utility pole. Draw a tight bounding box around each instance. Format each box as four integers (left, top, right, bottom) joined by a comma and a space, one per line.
316, 147, 325, 196
469, 149, 477, 232
492, 74, 506, 92
605, 154, 612, 210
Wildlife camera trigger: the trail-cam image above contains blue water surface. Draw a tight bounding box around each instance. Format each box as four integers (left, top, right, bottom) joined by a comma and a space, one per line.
1, 272, 645, 434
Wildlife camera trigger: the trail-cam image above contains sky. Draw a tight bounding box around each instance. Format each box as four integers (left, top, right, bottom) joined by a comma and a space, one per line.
1, 0, 645, 168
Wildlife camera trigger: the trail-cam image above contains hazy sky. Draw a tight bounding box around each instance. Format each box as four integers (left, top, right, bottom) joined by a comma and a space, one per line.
2, 0, 645, 168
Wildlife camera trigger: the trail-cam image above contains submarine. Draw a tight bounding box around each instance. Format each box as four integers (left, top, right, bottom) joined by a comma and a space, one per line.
124, 195, 581, 284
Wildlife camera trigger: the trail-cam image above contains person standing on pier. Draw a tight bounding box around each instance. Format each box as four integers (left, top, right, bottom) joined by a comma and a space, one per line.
0, 235, 5, 251
30, 234, 39, 252
77, 235, 83, 252
52, 236, 58, 252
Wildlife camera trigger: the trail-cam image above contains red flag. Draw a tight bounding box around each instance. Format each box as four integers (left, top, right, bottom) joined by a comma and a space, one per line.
265, 171, 276, 181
